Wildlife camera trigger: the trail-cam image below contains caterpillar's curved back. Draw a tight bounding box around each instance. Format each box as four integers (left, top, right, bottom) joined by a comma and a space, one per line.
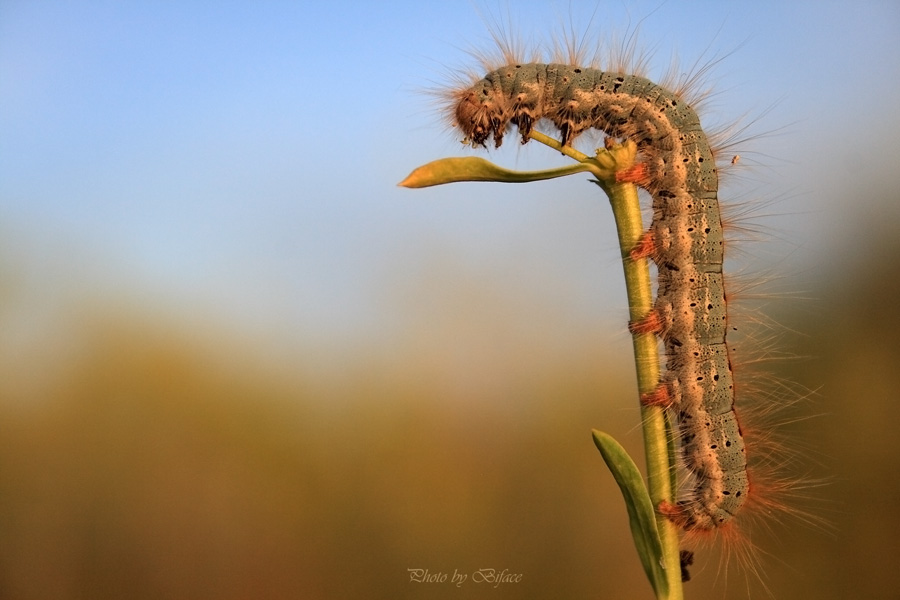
451, 62, 746, 531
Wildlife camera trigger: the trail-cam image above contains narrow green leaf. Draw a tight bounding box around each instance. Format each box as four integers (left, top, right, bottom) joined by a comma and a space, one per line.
592, 430, 668, 599
398, 156, 594, 188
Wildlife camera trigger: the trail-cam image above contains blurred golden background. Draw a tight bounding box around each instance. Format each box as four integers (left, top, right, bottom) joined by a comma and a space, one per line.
3, 200, 900, 599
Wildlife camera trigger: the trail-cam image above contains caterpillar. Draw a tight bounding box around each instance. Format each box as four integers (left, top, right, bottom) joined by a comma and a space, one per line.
449, 62, 748, 531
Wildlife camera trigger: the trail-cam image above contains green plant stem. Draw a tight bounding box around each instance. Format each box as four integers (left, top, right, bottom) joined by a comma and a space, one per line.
529, 131, 683, 599
603, 179, 683, 600
528, 130, 592, 162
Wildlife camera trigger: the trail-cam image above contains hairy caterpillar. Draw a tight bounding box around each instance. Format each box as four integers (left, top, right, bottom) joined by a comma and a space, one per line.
450, 61, 746, 531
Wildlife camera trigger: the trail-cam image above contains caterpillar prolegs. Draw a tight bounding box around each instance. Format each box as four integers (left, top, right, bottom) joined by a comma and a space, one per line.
452, 63, 748, 531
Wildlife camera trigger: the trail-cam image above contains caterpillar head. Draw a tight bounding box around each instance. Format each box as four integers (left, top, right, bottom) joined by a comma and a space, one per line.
454, 84, 506, 148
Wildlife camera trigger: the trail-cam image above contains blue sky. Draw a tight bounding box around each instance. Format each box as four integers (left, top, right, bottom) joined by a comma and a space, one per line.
2, 1, 899, 352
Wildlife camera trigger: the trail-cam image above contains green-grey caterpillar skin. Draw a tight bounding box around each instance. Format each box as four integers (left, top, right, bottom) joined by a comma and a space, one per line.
455, 64, 747, 531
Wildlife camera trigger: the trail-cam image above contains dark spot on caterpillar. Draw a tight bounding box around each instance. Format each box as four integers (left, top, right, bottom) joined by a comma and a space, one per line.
710, 443, 718, 449
713, 374, 719, 381
574, 68, 582, 73
679, 550, 694, 583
